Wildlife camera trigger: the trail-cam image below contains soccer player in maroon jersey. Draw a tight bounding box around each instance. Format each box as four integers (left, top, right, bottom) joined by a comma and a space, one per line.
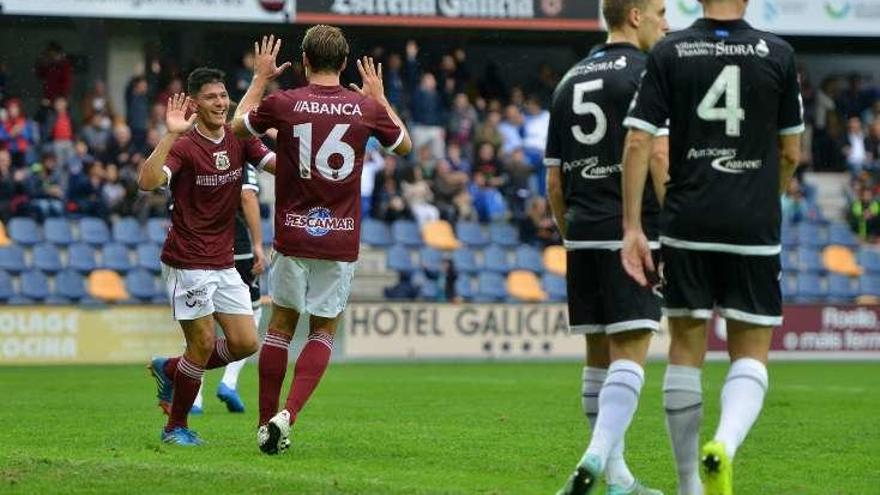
231, 28, 412, 454
138, 67, 278, 446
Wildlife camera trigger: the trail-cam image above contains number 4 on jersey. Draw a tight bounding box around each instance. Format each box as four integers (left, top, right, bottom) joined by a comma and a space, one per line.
697, 65, 745, 137
293, 123, 356, 181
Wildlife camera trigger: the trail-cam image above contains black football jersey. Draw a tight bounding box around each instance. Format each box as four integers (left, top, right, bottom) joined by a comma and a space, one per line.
625, 18, 804, 254
545, 42, 664, 247
234, 163, 260, 257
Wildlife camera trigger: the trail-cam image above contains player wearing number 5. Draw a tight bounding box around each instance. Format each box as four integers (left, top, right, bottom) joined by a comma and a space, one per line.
231, 27, 412, 455
621, 1, 804, 494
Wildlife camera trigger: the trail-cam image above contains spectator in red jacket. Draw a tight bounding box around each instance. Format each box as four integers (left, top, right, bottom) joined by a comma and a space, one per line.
0, 99, 36, 169
35, 42, 73, 104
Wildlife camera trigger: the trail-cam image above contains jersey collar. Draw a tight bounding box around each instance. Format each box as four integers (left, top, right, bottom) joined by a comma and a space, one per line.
195, 124, 225, 145
588, 42, 641, 58
693, 18, 752, 31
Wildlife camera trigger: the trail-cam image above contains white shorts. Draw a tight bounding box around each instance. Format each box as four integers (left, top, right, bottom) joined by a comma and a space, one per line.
161, 263, 253, 321
270, 254, 357, 318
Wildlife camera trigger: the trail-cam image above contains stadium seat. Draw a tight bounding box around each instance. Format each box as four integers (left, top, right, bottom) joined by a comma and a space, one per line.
781, 274, 798, 302
796, 274, 826, 302
858, 247, 880, 274
507, 270, 547, 302
44, 217, 74, 246
126, 269, 158, 301
796, 223, 826, 249
45, 296, 72, 305
136, 243, 162, 273
797, 248, 824, 274
102, 243, 133, 273
827, 222, 859, 248
386, 244, 416, 273
8, 217, 42, 245
822, 245, 863, 277
419, 280, 439, 300
261, 218, 274, 245
452, 248, 479, 274
20, 270, 50, 300
33, 243, 63, 273
79, 217, 111, 246
0, 245, 27, 274
88, 270, 129, 302
543, 245, 566, 276
483, 244, 511, 274
543, 273, 567, 302
422, 220, 460, 251
0, 271, 14, 301
67, 243, 98, 273
112, 217, 144, 246
827, 274, 858, 302
392, 220, 423, 248
7, 296, 35, 305
0, 220, 11, 247
489, 222, 519, 248
362, 219, 393, 248
780, 224, 798, 249
454, 276, 474, 301
513, 245, 544, 273
475, 272, 507, 302
419, 247, 443, 273
859, 275, 880, 297
146, 218, 170, 244
781, 249, 797, 273
55, 269, 88, 301
456, 221, 489, 248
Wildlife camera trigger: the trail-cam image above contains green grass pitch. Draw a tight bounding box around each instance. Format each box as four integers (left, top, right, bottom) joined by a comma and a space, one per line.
1, 361, 878, 494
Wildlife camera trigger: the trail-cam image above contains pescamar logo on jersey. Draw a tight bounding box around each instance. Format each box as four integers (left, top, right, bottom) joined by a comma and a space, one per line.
213, 151, 231, 171
285, 207, 355, 237
687, 147, 762, 174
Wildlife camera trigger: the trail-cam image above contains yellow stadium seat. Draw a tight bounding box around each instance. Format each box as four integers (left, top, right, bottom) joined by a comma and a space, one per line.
0, 221, 10, 247
422, 220, 461, 251
823, 245, 863, 277
543, 245, 566, 276
507, 270, 547, 302
88, 270, 129, 302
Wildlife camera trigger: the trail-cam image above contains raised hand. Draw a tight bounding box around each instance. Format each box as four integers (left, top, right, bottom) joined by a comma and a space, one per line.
165, 93, 197, 134
621, 228, 656, 288
253, 34, 292, 81
349, 56, 386, 103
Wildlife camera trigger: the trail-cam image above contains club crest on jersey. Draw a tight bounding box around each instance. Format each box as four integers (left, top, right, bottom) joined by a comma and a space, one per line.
213, 151, 231, 171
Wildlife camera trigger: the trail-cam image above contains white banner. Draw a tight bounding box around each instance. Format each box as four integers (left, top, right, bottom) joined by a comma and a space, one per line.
342, 303, 670, 360
668, 0, 880, 37
0, 0, 291, 22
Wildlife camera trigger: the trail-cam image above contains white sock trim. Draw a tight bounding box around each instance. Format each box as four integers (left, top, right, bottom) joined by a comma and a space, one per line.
726, 357, 769, 392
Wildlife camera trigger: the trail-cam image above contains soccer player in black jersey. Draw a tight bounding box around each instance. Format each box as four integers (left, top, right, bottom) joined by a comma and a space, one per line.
620, 1, 803, 494
547, 1, 669, 494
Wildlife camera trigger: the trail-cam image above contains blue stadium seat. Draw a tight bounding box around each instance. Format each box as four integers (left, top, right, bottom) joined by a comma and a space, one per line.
136, 243, 162, 273
126, 269, 158, 301
489, 223, 519, 248
386, 245, 415, 273
858, 248, 880, 274
55, 269, 88, 301
362, 219, 393, 248
20, 270, 50, 300
8, 217, 42, 245
146, 218, 169, 244
7, 296, 35, 305
261, 218, 274, 246
781, 274, 798, 302
455, 276, 474, 300
483, 244, 511, 274
44, 217, 74, 246
0, 271, 14, 301
797, 248, 824, 273
827, 223, 858, 248
780, 250, 797, 273
45, 296, 71, 305
419, 247, 443, 273
33, 243, 63, 273
102, 243, 133, 273
542, 273, 567, 302
391, 220, 423, 248
0, 246, 27, 274
419, 280, 439, 300
796, 274, 826, 302
860, 275, 880, 297
79, 217, 111, 246
796, 223, 826, 249
113, 217, 144, 246
513, 245, 544, 273
476, 272, 507, 302
456, 221, 489, 248
780, 225, 798, 249
68, 243, 98, 273
452, 248, 479, 274
827, 274, 857, 302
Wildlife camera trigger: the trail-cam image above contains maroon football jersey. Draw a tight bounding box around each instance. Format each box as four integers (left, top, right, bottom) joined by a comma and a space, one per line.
244, 84, 404, 262
161, 124, 273, 270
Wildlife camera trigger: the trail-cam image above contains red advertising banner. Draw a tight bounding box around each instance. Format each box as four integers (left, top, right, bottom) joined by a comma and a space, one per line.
707, 305, 880, 356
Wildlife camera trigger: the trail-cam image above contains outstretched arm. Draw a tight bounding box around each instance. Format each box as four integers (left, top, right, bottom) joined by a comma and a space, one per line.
138, 93, 196, 190
232, 35, 291, 139
349, 56, 413, 156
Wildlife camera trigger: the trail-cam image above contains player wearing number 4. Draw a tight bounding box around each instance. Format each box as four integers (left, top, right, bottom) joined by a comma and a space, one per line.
231, 27, 412, 455
621, 0, 804, 494
548, 1, 669, 495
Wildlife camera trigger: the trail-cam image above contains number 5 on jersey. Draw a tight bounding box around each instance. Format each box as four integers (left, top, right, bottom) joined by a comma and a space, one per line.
571, 79, 607, 145
293, 123, 356, 181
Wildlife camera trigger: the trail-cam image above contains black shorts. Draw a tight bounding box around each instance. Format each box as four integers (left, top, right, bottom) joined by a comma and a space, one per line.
566, 249, 662, 335
661, 246, 782, 326
234, 256, 261, 306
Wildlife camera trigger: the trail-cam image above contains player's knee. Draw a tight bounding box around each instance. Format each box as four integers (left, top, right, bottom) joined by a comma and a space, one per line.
189, 331, 216, 360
